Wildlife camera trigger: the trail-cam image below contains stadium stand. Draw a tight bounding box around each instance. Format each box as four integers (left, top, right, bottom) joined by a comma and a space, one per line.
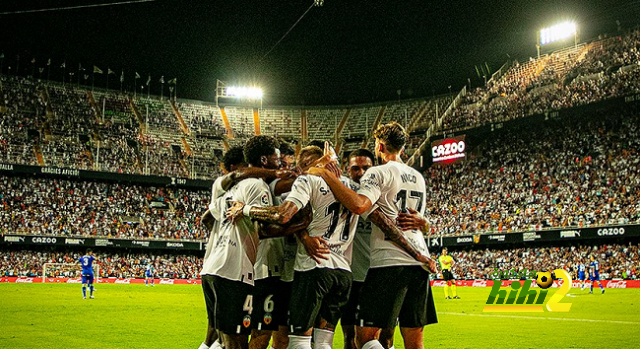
0, 247, 202, 279
426, 105, 640, 236
0, 176, 210, 241
1, 243, 637, 281
449, 243, 640, 281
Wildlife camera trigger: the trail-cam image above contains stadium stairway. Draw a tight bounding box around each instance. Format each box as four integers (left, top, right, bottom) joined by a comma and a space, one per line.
218, 107, 234, 138
252, 108, 261, 135
33, 143, 45, 166
334, 108, 351, 154
86, 91, 102, 122
181, 138, 192, 156
301, 110, 308, 142
170, 100, 190, 135
362, 105, 386, 148
128, 97, 147, 139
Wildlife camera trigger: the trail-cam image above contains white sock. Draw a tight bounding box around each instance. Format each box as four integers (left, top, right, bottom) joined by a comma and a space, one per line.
197, 343, 210, 349
361, 340, 384, 349
287, 335, 312, 349
210, 341, 223, 349
313, 328, 334, 349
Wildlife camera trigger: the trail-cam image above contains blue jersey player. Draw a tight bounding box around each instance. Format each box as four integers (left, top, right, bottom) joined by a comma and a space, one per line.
577, 261, 587, 290
589, 256, 605, 294
78, 249, 97, 299
145, 264, 155, 287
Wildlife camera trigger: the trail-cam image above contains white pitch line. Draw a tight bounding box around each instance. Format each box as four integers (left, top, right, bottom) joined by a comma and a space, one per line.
440, 312, 640, 325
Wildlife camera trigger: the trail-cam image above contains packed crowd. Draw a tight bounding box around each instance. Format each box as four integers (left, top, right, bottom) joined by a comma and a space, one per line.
0, 176, 210, 240
0, 248, 202, 279
1, 243, 636, 281
448, 242, 640, 280
426, 106, 640, 236
443, 29, 640, 131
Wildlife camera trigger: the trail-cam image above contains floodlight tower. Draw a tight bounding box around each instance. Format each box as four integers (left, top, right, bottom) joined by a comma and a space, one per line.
536, 21, 578, 58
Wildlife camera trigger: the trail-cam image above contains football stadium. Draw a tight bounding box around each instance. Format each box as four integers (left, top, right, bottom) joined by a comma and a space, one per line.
1, 1, 640, 348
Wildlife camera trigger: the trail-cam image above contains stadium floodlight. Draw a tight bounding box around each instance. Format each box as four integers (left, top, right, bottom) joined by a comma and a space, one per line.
539, 22, 576, 46
216, 80, 264, 108
226, 86, 263, 99
537, 21, 578, 57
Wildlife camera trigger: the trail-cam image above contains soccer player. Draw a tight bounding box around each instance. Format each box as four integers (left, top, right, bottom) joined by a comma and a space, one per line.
228, 145, 354, 349
145, 263, 155, 287
78, 249, 97, 299
439, 248, 459, 299
200, 135, 281, 349
306, 122, 438, 349
199, 146, 304, 349
577, 260, 587, 291
589, 256, 605, 294
340, 149, 376, 349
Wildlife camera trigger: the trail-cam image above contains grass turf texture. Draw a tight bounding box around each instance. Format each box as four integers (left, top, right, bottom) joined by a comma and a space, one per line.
1, 284, 639, 348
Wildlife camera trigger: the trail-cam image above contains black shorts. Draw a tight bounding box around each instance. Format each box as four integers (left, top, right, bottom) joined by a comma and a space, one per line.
442, 269, 455, 281
340, 280, 364, 326
202, 274, 254, 335
357, 266, 438, 329
289, 268, 352, 333
252, 277, 291, 331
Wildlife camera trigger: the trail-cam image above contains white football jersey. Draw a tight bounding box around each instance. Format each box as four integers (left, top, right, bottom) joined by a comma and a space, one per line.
269, 179, 297, 283
286, 175, 359, 272
202, 175, 227, 272
358, 161, 429, 268
200, 178, 273, 285
349, 178, 372, 282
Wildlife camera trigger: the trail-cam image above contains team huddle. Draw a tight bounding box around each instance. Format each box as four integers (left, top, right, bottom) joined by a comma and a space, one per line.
198, 122, 438, 349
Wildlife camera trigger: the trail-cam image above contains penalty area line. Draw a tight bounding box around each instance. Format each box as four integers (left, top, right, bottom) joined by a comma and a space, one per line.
440, 312, 640, 325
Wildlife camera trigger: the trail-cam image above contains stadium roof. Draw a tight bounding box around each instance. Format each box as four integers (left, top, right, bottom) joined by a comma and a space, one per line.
1, 0, 638, 105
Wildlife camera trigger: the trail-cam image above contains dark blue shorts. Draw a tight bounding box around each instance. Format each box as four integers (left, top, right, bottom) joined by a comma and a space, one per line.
82, 273, 94, 284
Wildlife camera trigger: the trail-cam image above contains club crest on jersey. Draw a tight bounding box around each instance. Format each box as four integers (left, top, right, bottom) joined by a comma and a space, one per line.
243, 315, 251, 328
264, 313, 272, 325
261, 194, 270, 205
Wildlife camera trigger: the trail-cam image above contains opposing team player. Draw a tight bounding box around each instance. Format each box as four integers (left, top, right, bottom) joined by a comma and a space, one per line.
577, 260, 587, 291
145, 263, 156, 287
589, 256, 605, 294
306, 122, 438, 349
78, 249, 97, 299
438, 248, 459, 299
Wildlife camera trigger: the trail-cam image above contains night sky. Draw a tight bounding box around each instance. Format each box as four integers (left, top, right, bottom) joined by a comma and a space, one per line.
1, 0, 639, 106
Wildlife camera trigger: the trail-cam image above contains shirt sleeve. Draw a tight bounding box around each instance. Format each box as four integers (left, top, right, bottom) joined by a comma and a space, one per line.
208, 176, 228, 212
285, 176, 313, 210
357, 167, 383, 207
242, 179, 273, 208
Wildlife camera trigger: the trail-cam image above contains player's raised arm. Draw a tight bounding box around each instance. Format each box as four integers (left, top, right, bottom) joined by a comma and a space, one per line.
367, 208, 437, 273
306, 166, 373, 215
221, 167, 297, 192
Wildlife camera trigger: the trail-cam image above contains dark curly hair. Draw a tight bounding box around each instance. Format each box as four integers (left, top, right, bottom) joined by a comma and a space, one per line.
279, 140, 295, 156
373, 121, 407, 154
244, 135, 281, 167
222, 146, 246, 173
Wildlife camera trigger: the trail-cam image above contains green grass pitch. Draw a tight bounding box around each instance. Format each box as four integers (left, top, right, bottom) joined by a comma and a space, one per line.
1, 284, 639, 348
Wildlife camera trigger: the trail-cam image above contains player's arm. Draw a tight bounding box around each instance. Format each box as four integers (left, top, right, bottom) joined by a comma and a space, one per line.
257, 204, 313, 238
221, 168, 297, 192
397, 208, 430, 233
227, 200, 301, 225
306, 166, 373, 215
201, 209, 215, 231
368, 208, 437, 273
296, 228, 330, 263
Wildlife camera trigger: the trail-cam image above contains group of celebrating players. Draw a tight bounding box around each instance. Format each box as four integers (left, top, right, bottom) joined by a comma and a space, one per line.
198, 122, 439, 349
